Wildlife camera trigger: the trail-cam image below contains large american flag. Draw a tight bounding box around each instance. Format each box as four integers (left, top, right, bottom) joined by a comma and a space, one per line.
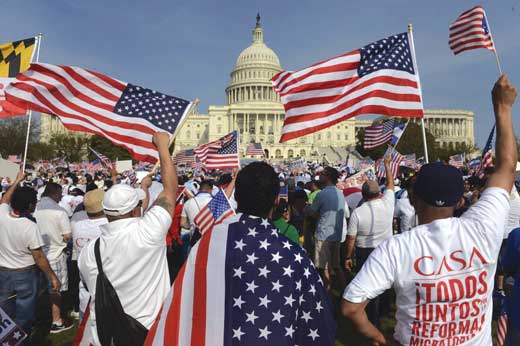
271, 32, 424, 142
478, 124, 495, 177
246, 142, 265, 156
449, 6, 495, 55
448, 153, 465, 169
5, 63, 192, 163
376, 147, 404, 179
194, 189, 235, 235
145, 214, 336, 346
363, 118, 395, 149
194, 131, 240, 170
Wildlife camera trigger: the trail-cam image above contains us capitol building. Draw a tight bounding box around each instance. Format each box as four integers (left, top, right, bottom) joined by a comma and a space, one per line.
41, 15, 475, 161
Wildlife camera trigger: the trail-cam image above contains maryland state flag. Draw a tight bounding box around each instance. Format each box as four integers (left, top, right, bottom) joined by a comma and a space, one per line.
0, 37, 38, 118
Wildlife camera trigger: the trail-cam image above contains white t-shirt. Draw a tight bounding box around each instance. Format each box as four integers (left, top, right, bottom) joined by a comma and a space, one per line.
347, 189, 395, 248
0, 204, 44, 269
34, 197, 72, 263
78, 205, 172, 346
394, 192, 416, 232
72, 218, 108, 261
343, 187, 509, 346
181, 192, 212, 228
505, 194, 520, 239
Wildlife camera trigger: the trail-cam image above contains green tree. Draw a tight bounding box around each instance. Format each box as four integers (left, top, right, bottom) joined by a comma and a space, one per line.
0, 117, 38, 158
48, 133, 90, 162
88, 135, 133, 162
27, 142, 56, 161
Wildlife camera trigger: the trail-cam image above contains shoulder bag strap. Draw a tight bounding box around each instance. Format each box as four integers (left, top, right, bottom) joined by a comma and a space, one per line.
94, 239, 103, 274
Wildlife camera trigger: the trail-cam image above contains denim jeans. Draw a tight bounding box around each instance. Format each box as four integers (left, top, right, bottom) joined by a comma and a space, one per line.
0, 267, 39, 335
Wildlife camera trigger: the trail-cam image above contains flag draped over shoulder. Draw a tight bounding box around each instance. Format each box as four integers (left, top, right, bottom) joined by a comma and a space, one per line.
449, 6, 495, 55
271, 32, 424, 142
145, 214, 336, 346
0, 37, 38, 118
5, 63, 192, 163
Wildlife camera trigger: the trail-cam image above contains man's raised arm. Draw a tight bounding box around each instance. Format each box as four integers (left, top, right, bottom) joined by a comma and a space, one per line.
152, 132, 177, 216
487, 75, 518, 192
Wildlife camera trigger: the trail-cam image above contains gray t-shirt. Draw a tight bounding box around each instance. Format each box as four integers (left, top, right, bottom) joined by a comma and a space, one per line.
310, 185, 345, 241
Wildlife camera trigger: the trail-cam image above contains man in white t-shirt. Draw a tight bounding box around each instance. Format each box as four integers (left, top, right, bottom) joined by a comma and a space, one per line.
394, 179, 417, 233
34, 182, 73, 333
180, 179, 213, 232
345, 155, 394, 327
78, 132, 176, 346
0, 171, 61, 340
71, 188, 108, 317
342, 75, 518, 346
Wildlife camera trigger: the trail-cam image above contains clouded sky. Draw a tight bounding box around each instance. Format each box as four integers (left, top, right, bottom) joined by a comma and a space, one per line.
2, 0, 519, 146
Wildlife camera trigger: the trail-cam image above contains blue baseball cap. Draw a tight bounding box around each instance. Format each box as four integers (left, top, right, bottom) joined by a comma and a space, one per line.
413, 162, 464, 207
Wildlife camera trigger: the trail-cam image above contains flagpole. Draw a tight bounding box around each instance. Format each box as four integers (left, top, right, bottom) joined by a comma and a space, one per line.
22, 33, 43, 173
483, 12, 503, 75
151, 98, 199, 174
407, 24, 429, 163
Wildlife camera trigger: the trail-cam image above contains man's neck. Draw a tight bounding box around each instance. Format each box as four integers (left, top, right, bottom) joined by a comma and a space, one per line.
417, 212, 453, 225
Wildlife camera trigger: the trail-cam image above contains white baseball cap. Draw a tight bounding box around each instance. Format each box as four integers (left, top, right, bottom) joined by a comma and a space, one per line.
102, 184, 146, 216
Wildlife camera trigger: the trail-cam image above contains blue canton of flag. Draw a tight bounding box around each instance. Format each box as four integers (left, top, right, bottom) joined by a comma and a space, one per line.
358, 33, 415, 77
114, 83, 191, 133
224, 215, 336, 345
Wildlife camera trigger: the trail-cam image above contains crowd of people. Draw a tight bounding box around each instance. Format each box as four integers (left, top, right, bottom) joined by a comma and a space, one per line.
0, 75, 518, 345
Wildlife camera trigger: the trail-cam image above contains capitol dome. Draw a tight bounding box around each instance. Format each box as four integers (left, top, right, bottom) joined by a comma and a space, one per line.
226, 14, 283, 105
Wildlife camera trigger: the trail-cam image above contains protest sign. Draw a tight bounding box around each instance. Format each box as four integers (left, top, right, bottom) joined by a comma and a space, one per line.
0, 158, 19, 181
115, 160, 133, 173
336, 166, 376, 190
0, 307, 27, 346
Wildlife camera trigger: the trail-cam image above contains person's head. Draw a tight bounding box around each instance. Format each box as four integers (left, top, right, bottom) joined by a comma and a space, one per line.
361, 180, 380, 201
235, 162, 279, 218
41, 182, 63, 203
410, 163, 465, 224
289, 189, 308, 212
296, 181, 305, 189
84, 189, 105, 219
308, 180, 319, 192
319, 167, 340, 185
217, 174, 232, 187
463, 179, 471, 192
11, 186, 37, 213
199, 179, 214, 193
273, 199, 290, 221
102, 184, 146, 222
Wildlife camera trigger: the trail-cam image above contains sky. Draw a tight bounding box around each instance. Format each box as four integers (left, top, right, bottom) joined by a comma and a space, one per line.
1, 0, 519, 147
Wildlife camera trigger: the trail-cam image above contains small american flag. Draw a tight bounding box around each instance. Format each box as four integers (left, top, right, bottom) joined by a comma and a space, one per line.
5, 63, 192, 163
193, 189, 235, 235
173, 149, 196, 166
449, 6, 495, 55
496, 296, 508, 346
195, 131, 240, 170
401, 153, 416, 168
363, 119, 395, 149
477, 125, 495, 177
376, 147, 404, 179
246, 142, 265, 156
448, 153, 465, 169
468, 158, 481, 168
89, 147, 112, 169
272, 32, 424, 143
145, 214, 336, 346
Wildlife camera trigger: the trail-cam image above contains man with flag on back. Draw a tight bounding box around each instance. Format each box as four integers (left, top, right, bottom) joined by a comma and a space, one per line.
342, 75, 517, 346
145, 162, 336, 346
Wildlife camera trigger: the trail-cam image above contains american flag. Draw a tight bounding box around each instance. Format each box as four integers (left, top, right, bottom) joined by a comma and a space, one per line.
144, 214, 336, 346
358, 159, 374, 170
390, 123, 406, 146
448, 153, 465, 169
121, 170, 137, 185
449, 6, 495, 55
496, 296, 508, 346
271, 32, 424, 143
5, 63, 192, 163
194, 131, 240, 170
477, 124, 495, 177
363, 119, 395, 149
173, 149, 196, 166
193, 189, 235, 235
468, 158, 481, 168
376, 147, 404, 179
401, 153, 416, 168
89, 147, 112, 169
246, 142, 265, 156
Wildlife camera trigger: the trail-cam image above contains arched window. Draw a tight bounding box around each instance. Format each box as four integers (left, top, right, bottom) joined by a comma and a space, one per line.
300, 149, 306, 157
288, 149, 294, 158
275, 149, 282, 158
186, 130, 191, 139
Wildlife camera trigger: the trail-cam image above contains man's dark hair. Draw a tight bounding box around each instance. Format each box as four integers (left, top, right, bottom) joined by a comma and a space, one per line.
296, 181, 305, 188
236, 162, 279, 217
323, 166, 340, 184
11, 186, 37, 213
200, 179, 214, 191
42, 182, 62, 198
218, 174, 233, 186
